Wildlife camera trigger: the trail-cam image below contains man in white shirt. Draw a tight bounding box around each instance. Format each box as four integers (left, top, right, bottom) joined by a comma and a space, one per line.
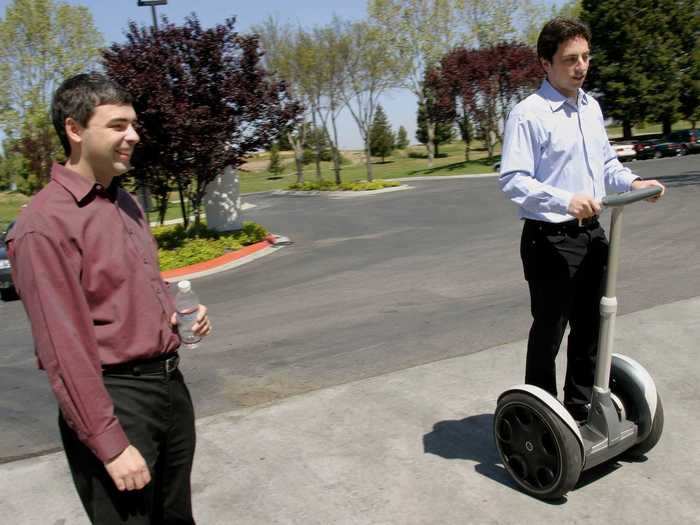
499, 17, 664, 421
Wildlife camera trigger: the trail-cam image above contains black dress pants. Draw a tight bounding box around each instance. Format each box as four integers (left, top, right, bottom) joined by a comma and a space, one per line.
520, 218, 608, 417
59, 368, 196, 524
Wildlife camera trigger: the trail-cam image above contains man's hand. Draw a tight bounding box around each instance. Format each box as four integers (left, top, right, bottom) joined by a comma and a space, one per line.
171, 304, 212, 339
104, 445, 151, 491
568, 193, 601, 219
631, 179, 666, 201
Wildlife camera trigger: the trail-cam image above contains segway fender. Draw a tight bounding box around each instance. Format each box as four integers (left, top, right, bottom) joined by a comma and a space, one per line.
498, 384, 584, 458
611, 354, 658, 441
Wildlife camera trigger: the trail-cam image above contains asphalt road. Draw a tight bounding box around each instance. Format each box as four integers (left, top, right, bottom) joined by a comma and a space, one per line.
1, 155, 698, 462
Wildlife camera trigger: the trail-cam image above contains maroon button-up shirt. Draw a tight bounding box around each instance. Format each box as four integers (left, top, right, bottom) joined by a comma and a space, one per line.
7, 163, 180, 462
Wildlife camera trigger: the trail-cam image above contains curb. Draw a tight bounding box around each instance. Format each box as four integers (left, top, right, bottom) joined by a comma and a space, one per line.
160, 234, 283, 281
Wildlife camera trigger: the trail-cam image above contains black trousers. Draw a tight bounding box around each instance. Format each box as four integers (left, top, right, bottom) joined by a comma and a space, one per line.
520, 218, 608, 416
59, 368, 196, 524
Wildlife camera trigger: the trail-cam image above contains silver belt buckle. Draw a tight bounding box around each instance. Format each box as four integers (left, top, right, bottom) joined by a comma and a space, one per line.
164, 355, 179, 376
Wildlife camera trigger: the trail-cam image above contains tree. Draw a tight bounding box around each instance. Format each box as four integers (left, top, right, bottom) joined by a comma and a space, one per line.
268, 144, 284, 178
255, 17, 351, 185
395, 125, 410, 149
415, 67, 456, 157
415, 102, 454, 157
103, 16, 301, 227
582, 0, 687, 137
369, 105, 395, 162
440, 42, 540, 158
0, 0, 102, 191
368, 0, 461, 168
340, 21, 404, 181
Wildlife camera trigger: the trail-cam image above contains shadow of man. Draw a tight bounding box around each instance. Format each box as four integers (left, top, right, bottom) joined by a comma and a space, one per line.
423, 413, 514, 489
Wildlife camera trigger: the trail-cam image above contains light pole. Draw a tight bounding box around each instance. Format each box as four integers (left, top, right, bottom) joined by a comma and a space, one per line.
135, 1, 167, 215
137, 0, 166, 30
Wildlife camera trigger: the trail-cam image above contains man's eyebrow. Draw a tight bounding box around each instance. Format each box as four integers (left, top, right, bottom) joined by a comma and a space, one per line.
107, 117, 137, 125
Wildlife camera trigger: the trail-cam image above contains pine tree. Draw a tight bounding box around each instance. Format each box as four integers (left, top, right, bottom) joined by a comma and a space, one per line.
369, 105, 394, 162
416, 101, 453, 157
395, 125, 409, 149
582, 0, 686, 137
268, 144, 284, 179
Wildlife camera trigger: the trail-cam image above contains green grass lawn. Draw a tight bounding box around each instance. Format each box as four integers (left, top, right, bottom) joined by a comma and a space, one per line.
0, 192, 29, 226
239, 141, 500, 194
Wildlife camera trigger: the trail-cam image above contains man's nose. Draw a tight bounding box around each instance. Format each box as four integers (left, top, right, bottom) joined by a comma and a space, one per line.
126, 125, 140, 144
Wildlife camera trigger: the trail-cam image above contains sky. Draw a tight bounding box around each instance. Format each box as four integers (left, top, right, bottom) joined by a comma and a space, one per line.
1, 0, 565, 150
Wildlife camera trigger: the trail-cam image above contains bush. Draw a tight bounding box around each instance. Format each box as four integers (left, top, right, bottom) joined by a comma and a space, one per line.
287, 180, 400, 192
154, 221, 268, 270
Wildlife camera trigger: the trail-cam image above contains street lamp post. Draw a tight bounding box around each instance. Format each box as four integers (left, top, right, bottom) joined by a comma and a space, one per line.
135, 1, 167, 214
137, 0, 167, 29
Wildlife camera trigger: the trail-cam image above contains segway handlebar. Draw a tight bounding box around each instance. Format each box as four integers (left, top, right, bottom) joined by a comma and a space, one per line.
601, 186, 662, 208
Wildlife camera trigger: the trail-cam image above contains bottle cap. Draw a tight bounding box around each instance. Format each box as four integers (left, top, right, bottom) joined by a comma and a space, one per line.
177, 280, 192, 293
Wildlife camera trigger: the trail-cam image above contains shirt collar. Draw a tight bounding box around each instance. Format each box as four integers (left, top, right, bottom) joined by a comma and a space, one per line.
51, 163, 118, 203
539, 79, 589, 112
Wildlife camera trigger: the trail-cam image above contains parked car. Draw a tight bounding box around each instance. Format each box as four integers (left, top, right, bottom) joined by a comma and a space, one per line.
667, 129, 700, 155
612, 141, 636, 162
0, 221, 17, 301
634, 138, 683, 160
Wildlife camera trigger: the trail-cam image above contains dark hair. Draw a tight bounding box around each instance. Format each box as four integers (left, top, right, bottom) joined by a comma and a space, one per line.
51, 73, 133, 156
537, 17, 591, 63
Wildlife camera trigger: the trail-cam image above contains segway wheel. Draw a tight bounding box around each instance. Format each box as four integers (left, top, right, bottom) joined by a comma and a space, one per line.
626, 393, 664, 458
494, 392, 582, 499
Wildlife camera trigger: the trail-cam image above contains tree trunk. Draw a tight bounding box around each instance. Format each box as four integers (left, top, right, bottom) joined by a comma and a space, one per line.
662, 117, 672, 137
364, 139, 374, 182
622, 120, 633, 139
464, 143, 470, 162
311, 110, 322, 182
177, 181, 188, 229
330, 112, 342, 184
426, 120, 436, 168
289, 131, 304, 184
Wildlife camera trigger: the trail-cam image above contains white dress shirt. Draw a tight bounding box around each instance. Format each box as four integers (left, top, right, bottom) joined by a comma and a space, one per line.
499, 79, 638, 223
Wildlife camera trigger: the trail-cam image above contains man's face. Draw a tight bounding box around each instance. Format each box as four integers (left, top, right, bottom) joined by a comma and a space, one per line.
76, 104, 140, 178
541, 36, 590, 98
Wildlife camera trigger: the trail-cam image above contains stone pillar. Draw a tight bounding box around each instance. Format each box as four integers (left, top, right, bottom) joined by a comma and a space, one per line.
204, 165, 242, 232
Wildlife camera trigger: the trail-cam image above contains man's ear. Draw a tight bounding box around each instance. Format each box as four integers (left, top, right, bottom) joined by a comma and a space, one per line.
65, 117, 83, 147
540, 57, 551, 75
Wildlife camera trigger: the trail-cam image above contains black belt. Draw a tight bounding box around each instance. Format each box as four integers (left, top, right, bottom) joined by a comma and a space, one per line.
102, 352, 180, 377
525, 216, 600, 234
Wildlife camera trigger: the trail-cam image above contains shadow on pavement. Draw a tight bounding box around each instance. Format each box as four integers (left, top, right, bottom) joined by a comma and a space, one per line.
656, 171, 700, 188
423, 413, 564, 505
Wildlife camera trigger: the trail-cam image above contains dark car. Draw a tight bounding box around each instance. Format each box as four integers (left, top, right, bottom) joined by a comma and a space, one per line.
0, 221, 17, 301
634, 138, 683, 160
667, 129, 700, 155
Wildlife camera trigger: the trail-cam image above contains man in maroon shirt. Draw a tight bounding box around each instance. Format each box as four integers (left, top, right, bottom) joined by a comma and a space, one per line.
7, 73, 211, 523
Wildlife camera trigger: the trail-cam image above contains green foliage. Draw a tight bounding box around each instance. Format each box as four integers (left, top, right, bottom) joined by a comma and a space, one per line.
268, 144, 284, 177
154, 221, 268, 271
395, 125, 410, 149
582, 0, 690, 136
287, 180, 400, 192
0, 0, 103, 192
415, 100, 454, 155
369, 105, 395, 161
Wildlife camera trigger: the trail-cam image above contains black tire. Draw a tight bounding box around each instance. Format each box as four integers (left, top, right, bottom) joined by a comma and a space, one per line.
494, 392, 582, 499
626, 393, 664, 458
0, 287, 18, 301
653, 150, 662, 159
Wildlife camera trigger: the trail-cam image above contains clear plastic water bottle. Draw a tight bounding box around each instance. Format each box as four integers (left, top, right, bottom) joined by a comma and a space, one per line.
175, 280, 201, 349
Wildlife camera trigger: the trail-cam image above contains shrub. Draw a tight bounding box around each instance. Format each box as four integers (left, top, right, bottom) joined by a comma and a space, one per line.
155, 221, 268, 270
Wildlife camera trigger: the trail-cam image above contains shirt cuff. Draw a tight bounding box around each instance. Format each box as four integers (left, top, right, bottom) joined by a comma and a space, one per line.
85, 419, 130, 463
548, 187, 574, 216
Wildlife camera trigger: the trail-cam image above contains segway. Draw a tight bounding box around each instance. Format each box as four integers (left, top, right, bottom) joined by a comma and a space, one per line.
494, 186, 664, 499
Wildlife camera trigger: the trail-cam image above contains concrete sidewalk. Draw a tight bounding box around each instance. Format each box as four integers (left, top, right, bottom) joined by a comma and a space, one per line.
2, 297, 698, 524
